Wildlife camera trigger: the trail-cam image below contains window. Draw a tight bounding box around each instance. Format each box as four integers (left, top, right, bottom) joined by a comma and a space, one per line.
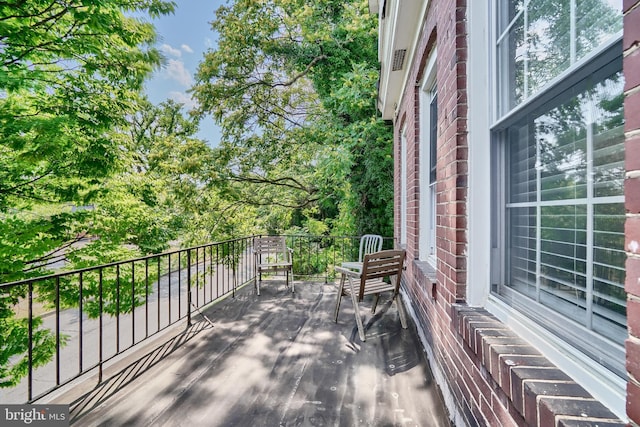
491, 0, 625, 376
496, 0, 622, 116
419, 50, 437, 264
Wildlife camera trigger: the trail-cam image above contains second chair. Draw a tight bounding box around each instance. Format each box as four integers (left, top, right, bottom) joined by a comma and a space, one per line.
334, 249, 407, 341
341, 234, 383, 272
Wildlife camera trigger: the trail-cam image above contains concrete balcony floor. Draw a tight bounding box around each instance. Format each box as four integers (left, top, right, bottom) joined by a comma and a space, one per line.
58, 280, 451, 426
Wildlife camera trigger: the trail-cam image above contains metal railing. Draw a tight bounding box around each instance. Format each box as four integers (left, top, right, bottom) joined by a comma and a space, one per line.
0, 234, 394, 404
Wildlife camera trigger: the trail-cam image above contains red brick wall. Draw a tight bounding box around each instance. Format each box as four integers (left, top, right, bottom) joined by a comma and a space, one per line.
625, 1, 640, 424
393, 0, 476, 423
392, 0, 467, 296
391, 0, 634, 425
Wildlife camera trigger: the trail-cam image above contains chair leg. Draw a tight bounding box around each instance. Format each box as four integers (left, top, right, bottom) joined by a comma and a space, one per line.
350, 285, 366, 341
256, 270, 261, 296
334, 273, 346, 322
289, 269, 295, 293
371, 293, 380, 314
395, 293, 408, 329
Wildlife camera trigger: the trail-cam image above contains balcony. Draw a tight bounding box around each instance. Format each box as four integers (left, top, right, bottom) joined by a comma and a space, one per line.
1, 236, 450, 425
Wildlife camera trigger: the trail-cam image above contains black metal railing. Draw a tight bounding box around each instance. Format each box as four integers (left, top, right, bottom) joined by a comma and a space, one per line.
0, 234, 394, 404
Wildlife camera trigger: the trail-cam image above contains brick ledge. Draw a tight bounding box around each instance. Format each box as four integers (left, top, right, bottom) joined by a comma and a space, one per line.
452, 305, 626, 427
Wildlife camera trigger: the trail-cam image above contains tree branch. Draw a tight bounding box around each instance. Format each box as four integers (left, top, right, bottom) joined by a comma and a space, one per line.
0, 169, 56, 194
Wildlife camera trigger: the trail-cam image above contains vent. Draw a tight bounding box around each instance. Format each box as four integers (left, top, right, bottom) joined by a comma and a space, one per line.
392, 49, 406, 71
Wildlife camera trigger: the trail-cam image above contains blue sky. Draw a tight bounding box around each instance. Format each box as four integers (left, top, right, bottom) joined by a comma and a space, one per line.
143, 0, 226, 145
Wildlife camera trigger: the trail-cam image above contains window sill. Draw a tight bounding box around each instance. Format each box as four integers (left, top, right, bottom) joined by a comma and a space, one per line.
414, 260, 436, 282
413, 260, 437, 300
452, 305, 625, 426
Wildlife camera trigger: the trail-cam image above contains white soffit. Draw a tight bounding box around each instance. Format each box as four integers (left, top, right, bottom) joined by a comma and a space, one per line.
378, 0, 426, 120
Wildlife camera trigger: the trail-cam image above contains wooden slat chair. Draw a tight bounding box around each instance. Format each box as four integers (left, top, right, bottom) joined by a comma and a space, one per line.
334, 249, 407, 341
252, 236, 294, 295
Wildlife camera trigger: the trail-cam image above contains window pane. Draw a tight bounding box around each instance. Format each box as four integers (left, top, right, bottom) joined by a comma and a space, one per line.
536, 104, 588, 201
592, 202, 626, 340
496, 66, 625, 352
430, 93, 438, 183
508, 124, 536, 204
508, 206, 537, 299
496, 0, 622, 117
497, 0, 525, 36
540, 204, 587, 324
401, 130, 407, 245
527, 0, 571, 95
591, 73, 625, 197
497, 12, 525, 115
576, 0, 623, 62
593, 124, 624, 197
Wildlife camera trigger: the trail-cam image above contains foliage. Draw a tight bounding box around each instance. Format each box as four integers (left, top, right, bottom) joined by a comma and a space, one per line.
0, 0, 395, 391
0, 0, 175, 389
0, 313, 60, 388
0, 0, 177, 277
193, 0, 393, 238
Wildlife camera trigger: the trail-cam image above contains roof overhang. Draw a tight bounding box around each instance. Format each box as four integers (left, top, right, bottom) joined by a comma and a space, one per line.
372, 0, 426, 120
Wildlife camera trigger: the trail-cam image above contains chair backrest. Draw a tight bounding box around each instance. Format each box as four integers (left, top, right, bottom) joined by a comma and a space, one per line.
253, 236, 290, 261
358, 249, 405, 298
358, 234, 383, 262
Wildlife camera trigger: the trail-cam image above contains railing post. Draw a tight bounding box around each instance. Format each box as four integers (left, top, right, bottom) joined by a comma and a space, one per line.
27, 281, 33, 402
116, 265, 120, 353
98, 269, 103, 384
145, 259, 149, 339
232, 240, 237, 298
55, 276, 61, 386
79, 272, 83, 373
131, 262, 135, 345
187, 249, 192, 328
158, 256, 162, 331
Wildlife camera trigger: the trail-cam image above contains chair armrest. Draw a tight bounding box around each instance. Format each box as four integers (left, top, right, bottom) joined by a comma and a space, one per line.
335, 266, 361, 278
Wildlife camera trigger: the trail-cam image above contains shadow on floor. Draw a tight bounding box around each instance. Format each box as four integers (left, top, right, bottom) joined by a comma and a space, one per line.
58, 281, 452, 426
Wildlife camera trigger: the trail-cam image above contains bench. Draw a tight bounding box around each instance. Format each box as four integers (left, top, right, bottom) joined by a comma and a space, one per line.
252, 236, 294, 295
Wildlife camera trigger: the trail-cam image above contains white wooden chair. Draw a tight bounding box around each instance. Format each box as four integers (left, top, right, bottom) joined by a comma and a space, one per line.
334, 249, 407, 341
341, 234, 383, 272
252, 236, 294, 295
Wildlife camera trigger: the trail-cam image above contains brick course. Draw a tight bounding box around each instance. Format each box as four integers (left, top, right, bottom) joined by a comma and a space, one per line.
454, 308, 625, 427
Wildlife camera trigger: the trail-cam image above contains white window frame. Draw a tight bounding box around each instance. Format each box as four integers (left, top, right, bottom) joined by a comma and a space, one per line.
491, 53, 626, 369
419, 49, 437, 264
466, 0, 626, 419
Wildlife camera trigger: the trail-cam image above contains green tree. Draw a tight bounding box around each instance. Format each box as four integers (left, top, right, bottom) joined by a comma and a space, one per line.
192, 0, 393, 238
0, 0, 175, 388
0, 0, 175, 280
121, 98, 220, 247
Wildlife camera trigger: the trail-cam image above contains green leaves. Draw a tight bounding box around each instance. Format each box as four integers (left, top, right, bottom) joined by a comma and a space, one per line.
0, 0, 175, 389
0, 0, 395, 390
0, 0, 174, 211
193, 0, 393, 237
0, 315, 58, 388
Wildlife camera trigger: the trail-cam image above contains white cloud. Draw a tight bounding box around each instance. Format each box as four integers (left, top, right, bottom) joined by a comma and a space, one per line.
168, 91, 198, 110
165, 59, 193, 86
181, 44, 194, 54
160, 43, 182, 58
